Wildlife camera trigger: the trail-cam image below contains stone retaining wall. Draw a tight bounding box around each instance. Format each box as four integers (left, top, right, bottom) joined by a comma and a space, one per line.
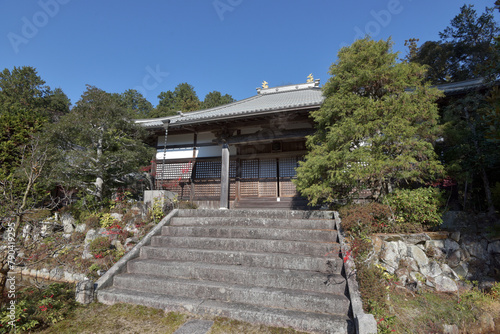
15, 267, 87, 283
370, 231, 500, 292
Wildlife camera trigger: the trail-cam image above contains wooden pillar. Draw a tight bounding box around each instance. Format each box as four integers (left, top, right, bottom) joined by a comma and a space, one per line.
160, 120, 170, 190
191, 132, 197, 202
220, 142, 230, 209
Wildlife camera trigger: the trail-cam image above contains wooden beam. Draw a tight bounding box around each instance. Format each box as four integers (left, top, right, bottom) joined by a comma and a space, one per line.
214, 129, 314, 145
219, 143, 230, 209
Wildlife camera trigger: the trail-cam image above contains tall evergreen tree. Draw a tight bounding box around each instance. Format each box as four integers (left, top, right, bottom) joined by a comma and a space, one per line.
151, 90, 177, 118
295, 38, 443, 205
121, 89, 154, 119
152, 83, 201, 117
411, 4, 499, 84
49, 86, 153, 204
202, 91, 235, 109
173, 82, 200, 112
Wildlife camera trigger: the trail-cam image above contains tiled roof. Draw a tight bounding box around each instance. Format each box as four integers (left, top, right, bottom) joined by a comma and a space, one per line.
135, 82, 324, 128
172, 87, 324, 125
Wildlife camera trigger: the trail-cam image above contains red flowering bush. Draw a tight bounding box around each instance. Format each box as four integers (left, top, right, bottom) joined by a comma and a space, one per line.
88, 236, 112, 258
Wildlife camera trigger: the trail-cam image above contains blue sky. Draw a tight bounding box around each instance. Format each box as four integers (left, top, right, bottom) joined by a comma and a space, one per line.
1, 0, 498, 108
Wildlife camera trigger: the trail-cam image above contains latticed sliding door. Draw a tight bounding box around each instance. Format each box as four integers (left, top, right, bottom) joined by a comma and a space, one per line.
192, 160, 236, 199
240, 159, 259, 197
279, 157, 299, 197
240, 159, 278, 197
258, 158, 277, 197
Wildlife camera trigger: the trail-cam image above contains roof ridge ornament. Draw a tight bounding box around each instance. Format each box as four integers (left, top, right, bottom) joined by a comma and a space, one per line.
262, 81, 269, 89
307, 73, 314, 83
257, 79, 321, 95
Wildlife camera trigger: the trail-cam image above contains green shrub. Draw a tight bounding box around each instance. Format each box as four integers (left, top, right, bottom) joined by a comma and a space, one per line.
82, 213, 100, 229
339, 202, 393, 236
99, 213, 118, 228
148, 197, 165, 223
88, 236, 112, 258
384, 187, 444, 228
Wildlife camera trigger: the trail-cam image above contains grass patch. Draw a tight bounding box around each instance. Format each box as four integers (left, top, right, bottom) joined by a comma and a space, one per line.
36, 305, 311, 334
36, 303, 188, 334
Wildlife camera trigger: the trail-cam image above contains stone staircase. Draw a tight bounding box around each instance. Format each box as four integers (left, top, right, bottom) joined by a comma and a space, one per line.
233, 197, 316, 210
97, 209, 354, 333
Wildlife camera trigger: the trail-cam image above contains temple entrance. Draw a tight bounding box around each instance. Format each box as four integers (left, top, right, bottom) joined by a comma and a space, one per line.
239, 157, 299, 198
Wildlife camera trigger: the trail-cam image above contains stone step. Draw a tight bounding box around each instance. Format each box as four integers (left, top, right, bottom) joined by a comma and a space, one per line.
233, 197, 319, 210
127, 259, 347, 294
233, 200, 310, 209
113, 274, 350, 315
98, 288, 354, 334
161, 225, 337, 242
140, 246, 343, 274
151, 236, 340, 257
170, 217, 337, 229
176, 209, 335, 220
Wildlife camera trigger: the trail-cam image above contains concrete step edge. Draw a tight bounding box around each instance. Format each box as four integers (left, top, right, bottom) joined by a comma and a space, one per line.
161, 226, 338, 242
127, 258, 346, 294
140, 246, 343, 274
113, 273, 350, 315
170, 217, 337, 228
150, 236, 340, 256
176, 209, 335, 220
97, 288, 353, 334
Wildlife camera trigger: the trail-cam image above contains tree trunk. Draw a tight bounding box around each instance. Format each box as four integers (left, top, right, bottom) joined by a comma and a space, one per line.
95, 129, 104, 201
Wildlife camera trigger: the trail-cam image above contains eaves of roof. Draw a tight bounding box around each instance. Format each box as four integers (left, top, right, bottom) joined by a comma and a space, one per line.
434, 78, 486, 94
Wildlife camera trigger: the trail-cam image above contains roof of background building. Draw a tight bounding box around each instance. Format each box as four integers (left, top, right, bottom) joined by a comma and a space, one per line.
431, 78, 486, 95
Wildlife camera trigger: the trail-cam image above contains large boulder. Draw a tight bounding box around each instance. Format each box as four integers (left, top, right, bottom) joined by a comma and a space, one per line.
487, 241, 500, 254
399, 257, 419, 272
433, 275, 458, 292
421, 260, 442, 278
408, 245, 429, 268
380, 242, 400, 272
82, 228, 107, 259
462, 237, 489, 261
60, 213, 76, 233
444, 239, 460, 254
447, 249, 461, 268
75, 280, 95, 304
